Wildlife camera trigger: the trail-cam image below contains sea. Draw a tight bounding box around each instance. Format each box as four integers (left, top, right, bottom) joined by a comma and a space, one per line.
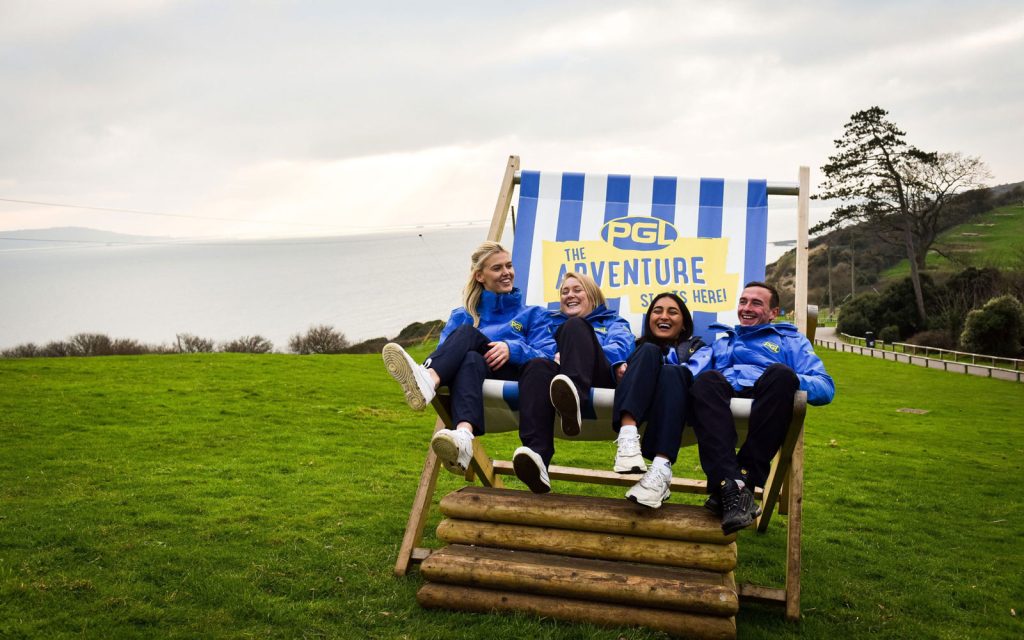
0, 227, 488, 351
0, 225, 793, 352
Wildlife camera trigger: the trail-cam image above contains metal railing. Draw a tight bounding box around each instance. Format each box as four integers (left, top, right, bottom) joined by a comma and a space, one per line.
820, 333, 1023, 383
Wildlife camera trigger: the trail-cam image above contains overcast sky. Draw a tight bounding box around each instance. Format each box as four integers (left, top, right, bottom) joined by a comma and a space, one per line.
2, 0, 1022, 241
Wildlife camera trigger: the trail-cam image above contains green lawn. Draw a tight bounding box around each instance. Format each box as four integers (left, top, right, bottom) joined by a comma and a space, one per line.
881, 204, 1024, 282
1, 349, 1022, 639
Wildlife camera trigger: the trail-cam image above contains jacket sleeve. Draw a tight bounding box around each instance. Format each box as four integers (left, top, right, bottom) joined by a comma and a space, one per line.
684, 344, 713, 377
506, 307, 557, 365
790, 335, 835, 406
600, 317, 636, 366
438, 308, 468, 346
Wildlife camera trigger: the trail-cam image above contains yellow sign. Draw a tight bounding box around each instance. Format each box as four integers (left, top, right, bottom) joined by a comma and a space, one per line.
541, 233, 738, 314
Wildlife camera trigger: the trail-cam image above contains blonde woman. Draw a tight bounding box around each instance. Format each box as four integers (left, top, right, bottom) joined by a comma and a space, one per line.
512, 271, 635, 493
383, 241, 555, 475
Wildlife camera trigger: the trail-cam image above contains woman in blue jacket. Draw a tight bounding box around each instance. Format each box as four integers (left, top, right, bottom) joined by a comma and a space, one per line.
383, 241, 554, 475
610, 292, 705, 509
512, 271, 635, 493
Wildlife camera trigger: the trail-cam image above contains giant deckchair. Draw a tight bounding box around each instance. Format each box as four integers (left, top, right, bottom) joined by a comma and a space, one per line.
395, 156, 816, 622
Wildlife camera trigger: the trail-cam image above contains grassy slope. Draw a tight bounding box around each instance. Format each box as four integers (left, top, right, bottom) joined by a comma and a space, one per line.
880, 204, 1024, 282
1, 349, 1022, 639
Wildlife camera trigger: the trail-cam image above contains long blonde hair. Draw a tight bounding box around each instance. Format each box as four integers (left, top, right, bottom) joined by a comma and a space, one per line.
560, 270, 606, 313
463, 241, 511, 327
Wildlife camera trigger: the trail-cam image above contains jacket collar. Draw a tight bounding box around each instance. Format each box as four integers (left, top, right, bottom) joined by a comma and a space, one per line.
479, 287, 523, 312
710, 321, 800, 337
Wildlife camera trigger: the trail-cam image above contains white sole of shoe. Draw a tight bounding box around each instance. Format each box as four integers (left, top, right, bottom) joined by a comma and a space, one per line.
382, 343, 427, 411
431, 432, 466, 475
512, 449, 551, 494
549, 375, 581, 437
613, 461, 648, 474
626, 492, 668, 509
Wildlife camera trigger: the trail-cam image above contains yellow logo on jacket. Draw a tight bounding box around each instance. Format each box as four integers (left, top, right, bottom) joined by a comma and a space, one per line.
762, 341, 781, 353
510, 320, 523, 332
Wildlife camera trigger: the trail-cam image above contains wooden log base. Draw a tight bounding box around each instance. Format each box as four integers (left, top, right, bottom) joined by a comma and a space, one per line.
422, 544, 738, 616
437, 518, 737, 573
439, 486, 735, 545
417, 583, 737, 640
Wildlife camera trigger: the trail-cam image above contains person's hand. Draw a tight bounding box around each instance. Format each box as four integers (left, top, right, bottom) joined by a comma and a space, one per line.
485, 341, 510, 370
615, 362, 627, 382
554, 352, 561, 364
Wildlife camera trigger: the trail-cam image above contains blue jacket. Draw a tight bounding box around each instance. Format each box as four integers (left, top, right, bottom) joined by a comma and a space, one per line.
439, 288, 556, 366
688, 322, 835, 406
547, 304, 636, 367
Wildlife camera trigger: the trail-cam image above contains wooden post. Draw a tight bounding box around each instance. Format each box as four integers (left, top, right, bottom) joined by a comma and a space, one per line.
794, 166, 810, 335
488, 156, 520, 242
394, 417, 446, 576
467, 439, 504, 488
785, 434, 804, 621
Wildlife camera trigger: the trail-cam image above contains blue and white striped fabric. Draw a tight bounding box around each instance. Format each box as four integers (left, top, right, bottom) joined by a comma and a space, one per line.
511, 171, 768, 342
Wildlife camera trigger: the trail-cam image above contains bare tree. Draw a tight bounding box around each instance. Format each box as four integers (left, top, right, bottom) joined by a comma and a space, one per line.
221, 335, 274, 353
289, 325, 348, 354
175, 333, 215, 353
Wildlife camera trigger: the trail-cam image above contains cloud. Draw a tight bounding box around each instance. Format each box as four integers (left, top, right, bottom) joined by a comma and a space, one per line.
0, 1, 1021, 239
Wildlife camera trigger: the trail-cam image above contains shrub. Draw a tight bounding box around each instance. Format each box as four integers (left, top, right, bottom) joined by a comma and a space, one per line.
289, 325, 349, 355
877, 325, 901, 344
221, 335, 274, 354
1, 343, 39, 358
111, 338, 150, 355
175, 333, 215, 354
906, 329, 956, 350
837, 291, 880, 337
959, 295, 1024, 357
70, 333, 113, 356
40, 341, 75, 357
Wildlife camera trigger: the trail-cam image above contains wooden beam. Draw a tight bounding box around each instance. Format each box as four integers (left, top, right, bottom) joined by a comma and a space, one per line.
785, 434, 805, 621
738, 583, 785, 605
466, 438, 503, 488
422, 545, 739, 616
417, 584, 737, 640
393, 418, 445, 576
794, 165, 811, 335
437, 519, 737, 572
487, 155, 520, 242
756, 391, 807, 532
439, 486, 735, 544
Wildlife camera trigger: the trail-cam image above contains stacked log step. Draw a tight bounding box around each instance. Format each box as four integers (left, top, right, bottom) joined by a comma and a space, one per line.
417, 486, 739, 640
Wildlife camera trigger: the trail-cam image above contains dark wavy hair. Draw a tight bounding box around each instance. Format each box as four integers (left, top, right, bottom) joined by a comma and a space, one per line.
636, 292, 694, 348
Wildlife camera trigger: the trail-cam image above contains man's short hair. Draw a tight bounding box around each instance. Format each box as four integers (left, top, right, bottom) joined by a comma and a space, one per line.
743, 281, 780, 310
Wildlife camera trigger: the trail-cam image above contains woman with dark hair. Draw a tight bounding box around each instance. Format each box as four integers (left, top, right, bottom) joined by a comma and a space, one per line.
511, 271, 635, 494
382, 241, 555, 475
611, 292, 706, 509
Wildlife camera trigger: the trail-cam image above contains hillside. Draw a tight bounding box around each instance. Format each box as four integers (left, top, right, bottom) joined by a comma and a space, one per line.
766, 182, 1024, 312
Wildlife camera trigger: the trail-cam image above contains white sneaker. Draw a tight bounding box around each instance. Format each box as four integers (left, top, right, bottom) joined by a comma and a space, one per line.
613, 434, 647, 474
382, 342, 436, 410
431, 429, 474, 475
626, 466, 671, 509
512, 446, 551, 494
549, 374, 582, 437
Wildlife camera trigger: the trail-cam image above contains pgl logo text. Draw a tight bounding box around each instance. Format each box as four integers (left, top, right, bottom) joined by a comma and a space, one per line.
601, 217, 678, 251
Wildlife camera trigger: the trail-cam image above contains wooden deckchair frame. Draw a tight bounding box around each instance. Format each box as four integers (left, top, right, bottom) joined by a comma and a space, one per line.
395, 156, 815, 622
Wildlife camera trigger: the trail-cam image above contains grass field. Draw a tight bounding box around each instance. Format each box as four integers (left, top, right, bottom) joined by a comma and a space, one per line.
2, 347, 1022, 639
881, 204, 1024, 282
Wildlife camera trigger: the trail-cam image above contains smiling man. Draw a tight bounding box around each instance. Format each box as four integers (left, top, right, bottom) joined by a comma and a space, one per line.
689, 281, 835, 534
